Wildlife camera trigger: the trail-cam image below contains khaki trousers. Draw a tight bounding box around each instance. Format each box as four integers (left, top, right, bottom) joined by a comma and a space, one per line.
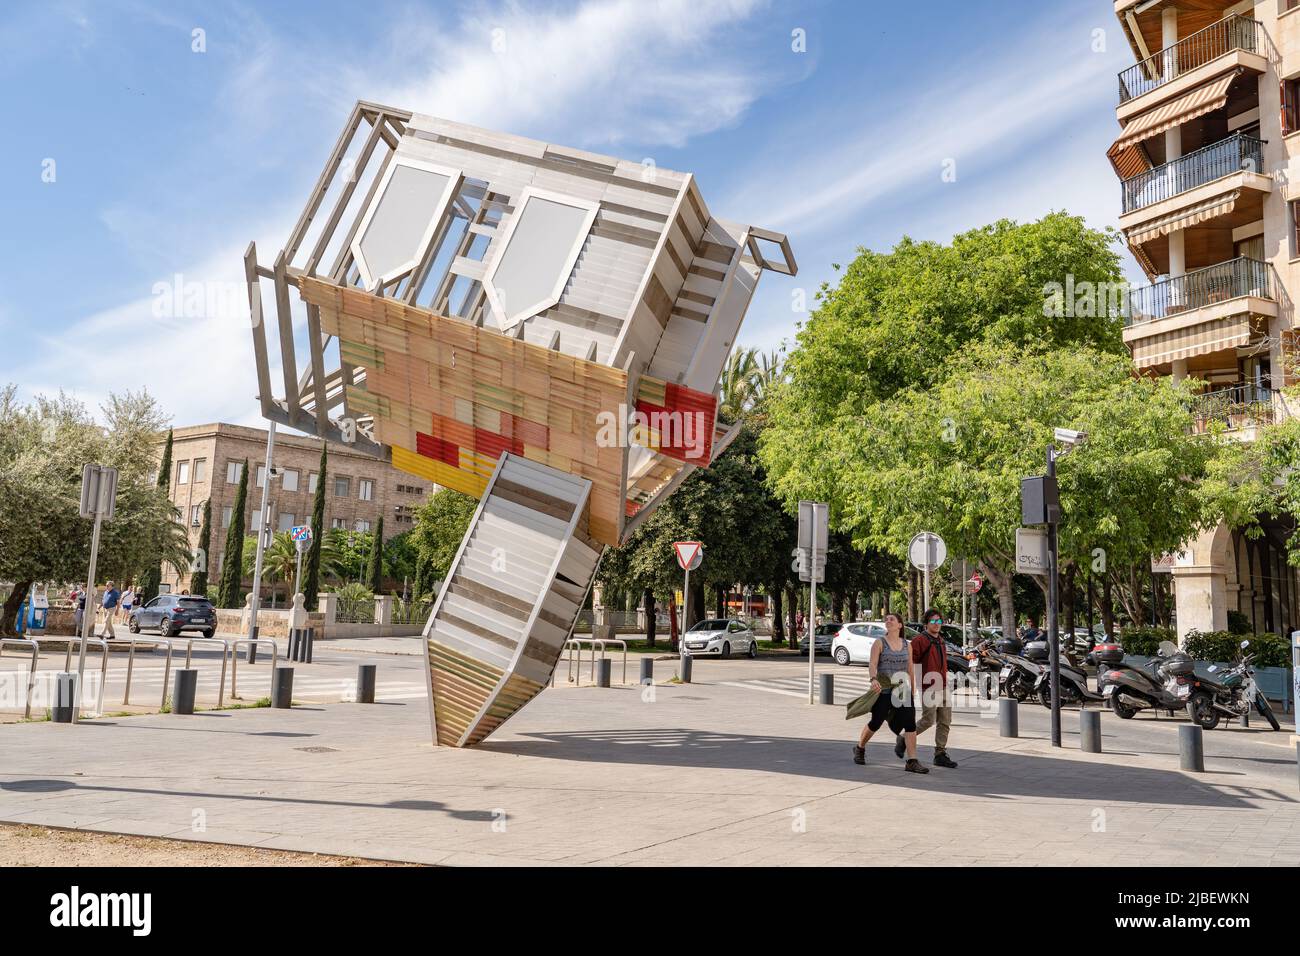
914, 672, 951, 752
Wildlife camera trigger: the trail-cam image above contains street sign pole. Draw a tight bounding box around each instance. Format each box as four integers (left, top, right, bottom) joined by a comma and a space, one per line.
247, 422, 276, 663
74, 464, 116, 724
1047, 445, 1062, 749
799, 501, 829, 705
807, 532, 818, 705
73, 505, 104, 724
294, 540, 305, 598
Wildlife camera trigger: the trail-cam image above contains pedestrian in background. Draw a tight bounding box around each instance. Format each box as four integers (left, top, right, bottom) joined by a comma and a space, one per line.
71, 588, 85, 636
119, 583, 135, 623
100, 581, 120, 639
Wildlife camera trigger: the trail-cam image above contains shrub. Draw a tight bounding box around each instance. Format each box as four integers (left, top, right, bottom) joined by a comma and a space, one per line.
1114, 627, 1174, 657
1184, 630, 1291, 669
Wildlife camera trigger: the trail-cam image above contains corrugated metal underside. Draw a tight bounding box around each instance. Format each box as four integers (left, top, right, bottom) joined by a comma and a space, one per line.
424, 453, 602, 747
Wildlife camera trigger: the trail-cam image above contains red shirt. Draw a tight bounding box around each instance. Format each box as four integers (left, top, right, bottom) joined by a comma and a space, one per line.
911, 630, 946, 677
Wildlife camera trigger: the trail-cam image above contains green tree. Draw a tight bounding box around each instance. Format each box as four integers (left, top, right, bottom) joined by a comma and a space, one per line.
215, 460, 248, 609
137, 427, 173, 603
303, 442, 327, 610
190, 498, 212, 597
0, 390, 190, 633
1200, 415, 1300, 564
366, 516, 385, 594
412, 489, 477, 581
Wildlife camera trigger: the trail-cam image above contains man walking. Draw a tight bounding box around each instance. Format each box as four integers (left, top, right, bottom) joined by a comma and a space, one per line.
896, 608, 958, 768
100, 581, 120, 639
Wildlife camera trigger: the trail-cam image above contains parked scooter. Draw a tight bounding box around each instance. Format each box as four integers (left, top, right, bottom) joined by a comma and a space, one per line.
1170, 639, 1282, 731
989, 636, 1042, 701
965, 638, 1007, 699
1028, 639, 1103, 708
1098, 640, 1184, 719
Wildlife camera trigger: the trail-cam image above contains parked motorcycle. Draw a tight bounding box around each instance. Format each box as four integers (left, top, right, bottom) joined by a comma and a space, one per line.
1028, 639, 1103, 708
990, 636, 1042, 701
1098, 640, 1184, 719
1170, 639, 1282, 732
965, 638, 1005, 699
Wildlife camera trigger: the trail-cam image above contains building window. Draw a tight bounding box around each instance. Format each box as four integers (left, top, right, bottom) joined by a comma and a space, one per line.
226, 461, 243, 484
1285, 1, 1300, 14
256, 465, 268, 488
309, 472, 319, 493
1291, 201, 1300, 259
193, 459, 206, 483
282, 468, 299, 492
190, 504, 202, 526
1284, 76, 1300, 135
278, 512, 296, 532
331, 517, 346, 529
222, 506, 233, 528
355, 519, 371, 532
359, 479, 375, 501
334, 476, 351, 497
176, 460, 189, 485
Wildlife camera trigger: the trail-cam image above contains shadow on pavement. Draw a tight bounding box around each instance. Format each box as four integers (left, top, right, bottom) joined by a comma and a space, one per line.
484, 728, 1297, 809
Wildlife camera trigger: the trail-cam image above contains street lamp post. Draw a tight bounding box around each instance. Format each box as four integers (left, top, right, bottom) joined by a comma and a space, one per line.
1046, 442, 1062, 749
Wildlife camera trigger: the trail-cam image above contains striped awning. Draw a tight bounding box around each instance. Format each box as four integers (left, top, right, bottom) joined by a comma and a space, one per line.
1125, 190, 1239, 245
1127, 240, 1160, 281
1110, 71, 1236, 155
1108, 142, 1152, 180
1130, 314, 1253, 369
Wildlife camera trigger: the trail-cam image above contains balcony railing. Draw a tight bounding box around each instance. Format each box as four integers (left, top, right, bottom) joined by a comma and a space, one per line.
1121, 133, 1264, 213
1126, 257, 1274, 327
1190, 383, 1275, 432
1118, 15, 1265, 103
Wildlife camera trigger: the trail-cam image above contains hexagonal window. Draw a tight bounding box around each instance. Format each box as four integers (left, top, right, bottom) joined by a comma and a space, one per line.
484, 188, 598, 330
351, 158, 460, 291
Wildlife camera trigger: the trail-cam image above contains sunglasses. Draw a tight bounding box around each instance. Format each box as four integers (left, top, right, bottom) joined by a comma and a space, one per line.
927, 618, 943, 624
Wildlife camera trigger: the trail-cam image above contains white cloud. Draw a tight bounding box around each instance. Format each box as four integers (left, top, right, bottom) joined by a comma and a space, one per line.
364, 0, 781, 148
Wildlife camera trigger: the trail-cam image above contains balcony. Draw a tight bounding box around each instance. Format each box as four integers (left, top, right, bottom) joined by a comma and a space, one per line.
1121, 133, 1264, 214
1190, 383, 1276, 435
1118, 15, 1266, 106
1124, 258, 1277, 371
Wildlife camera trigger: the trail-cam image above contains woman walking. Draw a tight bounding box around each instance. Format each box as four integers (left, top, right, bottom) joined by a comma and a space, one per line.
853, 613, 928, 774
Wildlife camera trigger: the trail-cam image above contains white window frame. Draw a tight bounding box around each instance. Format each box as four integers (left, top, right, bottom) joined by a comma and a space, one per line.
482, 187, 599, 330
349, 157, 461, 292
282, 468, 299, 492
359, 478, 374, 502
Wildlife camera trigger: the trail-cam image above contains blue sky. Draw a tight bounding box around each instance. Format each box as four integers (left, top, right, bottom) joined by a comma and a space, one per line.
0, 0, 1134, 428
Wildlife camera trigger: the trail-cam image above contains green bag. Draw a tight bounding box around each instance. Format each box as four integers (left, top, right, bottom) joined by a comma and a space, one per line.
844, 686, 882, 720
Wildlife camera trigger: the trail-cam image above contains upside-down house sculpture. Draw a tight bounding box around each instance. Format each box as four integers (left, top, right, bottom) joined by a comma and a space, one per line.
247, 102, 796, 746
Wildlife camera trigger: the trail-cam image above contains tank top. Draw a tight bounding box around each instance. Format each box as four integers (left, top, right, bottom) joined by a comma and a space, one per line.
877, 635, 911, 678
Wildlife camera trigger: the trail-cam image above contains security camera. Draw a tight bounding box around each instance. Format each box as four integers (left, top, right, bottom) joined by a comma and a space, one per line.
1053, 428, 1087, 446
269, 465, 282, 480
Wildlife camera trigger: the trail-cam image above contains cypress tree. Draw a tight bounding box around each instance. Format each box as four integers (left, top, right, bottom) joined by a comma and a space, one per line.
139, 428, 174, 602
190, 498, 212, 597
303, 443, 327, 610
216, 460, 249, 608
366, 517, 385, 594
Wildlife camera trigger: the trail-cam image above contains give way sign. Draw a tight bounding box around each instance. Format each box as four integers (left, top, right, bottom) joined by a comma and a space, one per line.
674, 541, 703, 571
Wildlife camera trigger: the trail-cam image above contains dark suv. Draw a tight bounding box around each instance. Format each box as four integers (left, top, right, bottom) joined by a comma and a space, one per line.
128, 594, 217, 638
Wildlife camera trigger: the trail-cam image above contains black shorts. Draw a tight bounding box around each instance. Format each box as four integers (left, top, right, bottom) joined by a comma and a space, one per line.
866, 690, 916, 734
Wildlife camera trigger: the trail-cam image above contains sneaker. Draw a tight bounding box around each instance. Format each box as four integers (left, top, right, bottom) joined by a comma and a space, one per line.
893, 736, 906, 760
934, 751, 958, 769
852, 745, 865, 765
904, 758, 930, 774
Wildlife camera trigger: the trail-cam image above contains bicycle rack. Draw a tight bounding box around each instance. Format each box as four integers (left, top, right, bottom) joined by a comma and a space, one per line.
230, 639, 279, 700
559, 637, 628, 686
119, 637, 173, 710
181, 638, 231, 709
70, 637, 109, 721
0, 638, 41, 719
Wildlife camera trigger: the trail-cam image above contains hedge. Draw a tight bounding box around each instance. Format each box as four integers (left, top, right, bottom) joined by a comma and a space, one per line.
1113, 627, 1175, 657
1184, 630, 1292, 669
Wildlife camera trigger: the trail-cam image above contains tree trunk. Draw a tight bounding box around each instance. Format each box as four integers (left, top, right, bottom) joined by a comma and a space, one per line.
907, 569, 918, 621
1101, 575, 1115, 638
690, 577, 705, 631
772, 588, 785, 642
786, 585, 798, 642
643, 588, 656, 648
848, 591, 859, 622
714, 583, 725, 619
1063, 563, 1077, 640
1, 579, 33, 637
981, 562, 1016, 636
832, 590, 845, 623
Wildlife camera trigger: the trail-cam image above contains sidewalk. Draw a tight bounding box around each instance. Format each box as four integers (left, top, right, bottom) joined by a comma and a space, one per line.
0, 665, 1296, 866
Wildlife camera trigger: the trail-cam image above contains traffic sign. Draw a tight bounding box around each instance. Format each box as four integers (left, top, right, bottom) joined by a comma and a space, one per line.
908, 531, 946, 571
797, 500, 828, 584
79, 464, 118, 520
1015, 527, 1049, 575
674, 541, 703, 571
966, 572, 983, 593
291, 525, 313, 543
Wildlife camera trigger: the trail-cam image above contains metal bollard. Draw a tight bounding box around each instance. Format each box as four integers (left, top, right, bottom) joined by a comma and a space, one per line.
304, 626, 314, 664
1080, 709, 1102, 753
271, 667, 293, 708
596, 657, 611, 688
52, 673, 76, 723
1295, 739, 1299, 792
1179, 724, 1205, 772
639, 657, 653, 685
819, 672, 834, 705
999, 698, 1018, 738
172, 669, 198, 715
680, 654, 692, 684
287, 628, 299, 662
1239, 711, 1249, 728
356, 664, 376, 704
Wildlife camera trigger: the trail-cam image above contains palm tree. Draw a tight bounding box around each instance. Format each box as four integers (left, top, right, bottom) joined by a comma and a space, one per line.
718, 346, 786, 421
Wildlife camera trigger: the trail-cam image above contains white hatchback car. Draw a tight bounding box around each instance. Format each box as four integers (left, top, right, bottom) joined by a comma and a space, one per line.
682, 618, 759, 659
830, 621, 888, 666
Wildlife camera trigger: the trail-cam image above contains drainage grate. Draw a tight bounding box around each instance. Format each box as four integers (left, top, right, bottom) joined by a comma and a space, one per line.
294, 746, 339, 754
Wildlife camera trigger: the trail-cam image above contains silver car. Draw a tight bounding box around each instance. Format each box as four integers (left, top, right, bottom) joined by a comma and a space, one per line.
682, 618, 758, 659
799, 622, 842, 655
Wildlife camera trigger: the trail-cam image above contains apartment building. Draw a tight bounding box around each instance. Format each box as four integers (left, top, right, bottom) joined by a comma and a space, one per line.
158, 423, 432, 593
1110, 0, 1300, 637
